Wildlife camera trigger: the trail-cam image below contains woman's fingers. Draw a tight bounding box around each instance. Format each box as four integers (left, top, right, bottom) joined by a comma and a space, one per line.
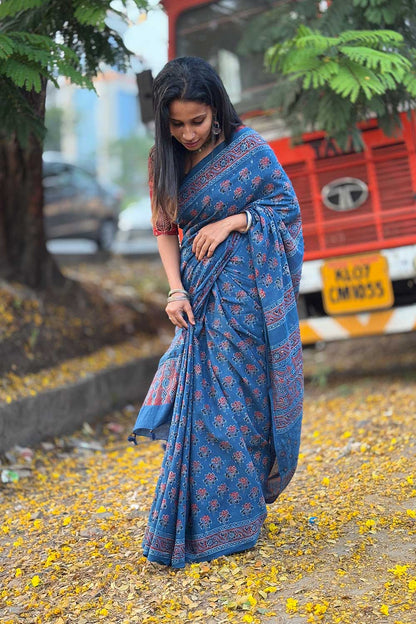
175, 314, 188, 329
165, 300, 195, 328
197, 240, 213, 260
184, 300, 195, 325
192, 220, 232, 259
192, 231, 205, 254
192, 233, 206, 257
166, 307, 187, 328
193, 234, 217, 260
167, 310, 187, 328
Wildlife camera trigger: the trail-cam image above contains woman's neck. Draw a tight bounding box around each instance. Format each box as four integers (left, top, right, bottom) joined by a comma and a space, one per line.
186, 133, 224, 173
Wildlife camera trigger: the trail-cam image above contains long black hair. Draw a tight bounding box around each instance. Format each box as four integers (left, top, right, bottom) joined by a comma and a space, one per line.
150, 56, 242, 228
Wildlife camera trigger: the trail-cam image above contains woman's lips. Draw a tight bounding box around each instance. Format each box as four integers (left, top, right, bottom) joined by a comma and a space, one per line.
184, 140, 200, 149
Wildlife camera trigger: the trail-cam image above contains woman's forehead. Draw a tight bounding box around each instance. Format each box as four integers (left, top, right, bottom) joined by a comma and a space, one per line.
168, 99, 211, 120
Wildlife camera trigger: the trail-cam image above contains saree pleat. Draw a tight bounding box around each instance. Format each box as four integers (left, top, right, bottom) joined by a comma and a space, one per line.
132, 127, 304, 567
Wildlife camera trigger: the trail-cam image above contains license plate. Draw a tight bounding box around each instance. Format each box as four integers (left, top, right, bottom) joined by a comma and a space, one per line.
321, 253, 394, 315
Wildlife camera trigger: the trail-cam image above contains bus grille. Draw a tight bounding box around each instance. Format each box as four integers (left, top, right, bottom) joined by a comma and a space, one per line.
285, 141, 416, 260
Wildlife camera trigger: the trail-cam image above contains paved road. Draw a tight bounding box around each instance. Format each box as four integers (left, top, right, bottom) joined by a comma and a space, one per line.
47, 234, 158, 262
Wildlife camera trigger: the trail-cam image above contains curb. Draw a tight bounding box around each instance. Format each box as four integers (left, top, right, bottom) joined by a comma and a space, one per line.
0, 355, 160, 453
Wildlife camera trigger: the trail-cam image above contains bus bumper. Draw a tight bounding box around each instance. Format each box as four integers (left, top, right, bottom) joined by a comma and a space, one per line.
300, 303, 416, 344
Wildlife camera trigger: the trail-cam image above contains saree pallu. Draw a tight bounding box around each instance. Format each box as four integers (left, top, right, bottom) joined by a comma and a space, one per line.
131, 126, 304, 567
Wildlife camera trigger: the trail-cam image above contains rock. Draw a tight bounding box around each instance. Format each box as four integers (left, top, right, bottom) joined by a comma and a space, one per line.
68, 439, 104, 451
79, 527, 105, 539
14, 445, 34, 462
8, 606, 25, 615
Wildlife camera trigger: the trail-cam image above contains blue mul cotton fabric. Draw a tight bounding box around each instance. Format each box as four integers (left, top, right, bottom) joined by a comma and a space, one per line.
131, 126, 304, 567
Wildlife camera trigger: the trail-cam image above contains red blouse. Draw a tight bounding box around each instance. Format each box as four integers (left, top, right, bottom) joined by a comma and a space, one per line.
148, 155, 179, 237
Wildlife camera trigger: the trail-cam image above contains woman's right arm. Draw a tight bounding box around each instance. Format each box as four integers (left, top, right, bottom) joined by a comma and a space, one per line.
157, 234, 195, 329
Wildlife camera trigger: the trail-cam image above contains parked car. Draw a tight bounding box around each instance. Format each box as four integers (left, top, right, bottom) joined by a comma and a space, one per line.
42, 153, 121, 251
112, 198, 158, 254
117, 197, 153, 234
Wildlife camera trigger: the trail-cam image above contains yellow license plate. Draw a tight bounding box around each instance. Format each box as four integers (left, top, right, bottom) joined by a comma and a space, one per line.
321, 253, 394, 315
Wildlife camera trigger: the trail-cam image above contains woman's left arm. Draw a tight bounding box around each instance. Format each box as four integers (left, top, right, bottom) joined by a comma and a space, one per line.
192, 213, 248, 260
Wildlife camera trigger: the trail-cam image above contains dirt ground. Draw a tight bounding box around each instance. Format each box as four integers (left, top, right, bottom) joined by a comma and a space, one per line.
0, 257, 170, 378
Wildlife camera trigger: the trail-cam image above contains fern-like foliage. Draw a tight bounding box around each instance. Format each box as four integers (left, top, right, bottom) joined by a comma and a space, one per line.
0, 75, 45, 144
0, 31, 91, 92
0, 0, 47, 20
352, 0, 409, 26
0, 0, 150, 144
73, 0, 108, 27
267, 26, 413, 107
241, 0, 416, 149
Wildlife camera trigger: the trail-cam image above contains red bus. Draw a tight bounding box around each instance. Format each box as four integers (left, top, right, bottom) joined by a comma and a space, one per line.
162, 0, 416, 344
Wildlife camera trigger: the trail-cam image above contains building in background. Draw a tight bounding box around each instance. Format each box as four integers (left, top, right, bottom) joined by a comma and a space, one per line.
45, 3, 167, 200
46, 68, 147, 186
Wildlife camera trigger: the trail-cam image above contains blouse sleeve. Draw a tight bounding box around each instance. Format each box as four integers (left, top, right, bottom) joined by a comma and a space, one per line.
148, 154, 179, 237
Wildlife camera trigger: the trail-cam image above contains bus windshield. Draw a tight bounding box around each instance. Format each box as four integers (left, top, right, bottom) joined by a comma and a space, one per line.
176, 0, 279, 115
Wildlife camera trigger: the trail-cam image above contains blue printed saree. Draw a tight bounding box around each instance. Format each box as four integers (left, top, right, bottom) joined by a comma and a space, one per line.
131, 126, 304, 567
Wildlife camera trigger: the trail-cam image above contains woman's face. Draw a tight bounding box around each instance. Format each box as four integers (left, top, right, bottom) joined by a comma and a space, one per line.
168, 100, 214, 151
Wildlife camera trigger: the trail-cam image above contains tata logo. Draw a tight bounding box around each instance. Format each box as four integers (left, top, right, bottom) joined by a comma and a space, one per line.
322, 177, 369, 211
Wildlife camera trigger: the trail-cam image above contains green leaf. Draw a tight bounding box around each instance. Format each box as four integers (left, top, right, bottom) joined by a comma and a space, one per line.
301, 60, 340, 90
403, 72, 416, 97
0, 76, 45, 145
281, 50, 322, 75
0, 34, 16, 60
339, 46, 411, 73
0, 58, 44, 91
328, 63, 385, 102
0, 0, 47, 20
73, 2, 107, 27
294, 31, 339, 53
338, 29, 403, 45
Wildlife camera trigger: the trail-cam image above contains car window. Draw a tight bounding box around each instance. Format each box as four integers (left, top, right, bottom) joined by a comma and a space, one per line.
43, 164, 72, 188
43, 164, 76, 200
71, 167, 99, 195
43, 162, 65, 177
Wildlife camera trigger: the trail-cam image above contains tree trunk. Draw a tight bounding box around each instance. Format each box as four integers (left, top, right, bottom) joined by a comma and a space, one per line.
0, 79, 65, 290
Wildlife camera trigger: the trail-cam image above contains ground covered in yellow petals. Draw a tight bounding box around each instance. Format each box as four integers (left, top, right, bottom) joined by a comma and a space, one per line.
1, 370, 415, 624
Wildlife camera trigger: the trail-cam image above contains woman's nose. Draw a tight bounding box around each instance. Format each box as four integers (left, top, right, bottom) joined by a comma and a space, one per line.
182, 126, 195, 141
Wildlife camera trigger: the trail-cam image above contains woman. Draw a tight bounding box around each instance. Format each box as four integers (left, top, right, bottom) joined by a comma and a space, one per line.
129, 56, 304, 568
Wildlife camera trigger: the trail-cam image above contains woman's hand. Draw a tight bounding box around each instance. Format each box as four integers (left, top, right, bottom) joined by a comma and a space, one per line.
192, 213, 247, 260
165, 298, 195, 329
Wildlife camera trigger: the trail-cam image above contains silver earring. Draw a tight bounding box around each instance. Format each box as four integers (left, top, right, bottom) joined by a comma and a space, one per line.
212, 119, 221, 136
